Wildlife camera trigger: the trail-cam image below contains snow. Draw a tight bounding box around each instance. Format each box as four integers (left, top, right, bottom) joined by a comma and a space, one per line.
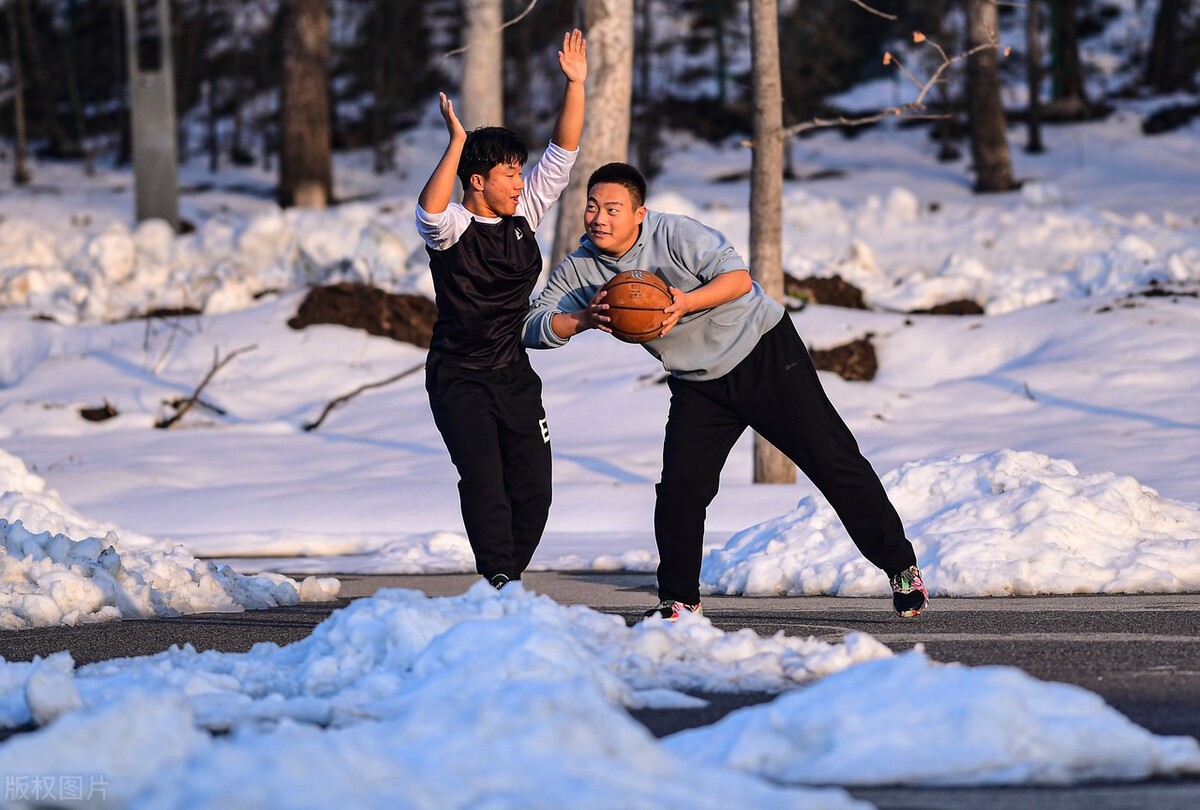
1, 7, 1200, 799
666, 650, 1200, 786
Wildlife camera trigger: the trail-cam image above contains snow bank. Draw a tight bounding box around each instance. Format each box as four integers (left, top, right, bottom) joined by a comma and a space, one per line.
702, 449, 1200, 597
0, 585, 885, 808
0, 449, 339, 628
665, 650, 1200, 786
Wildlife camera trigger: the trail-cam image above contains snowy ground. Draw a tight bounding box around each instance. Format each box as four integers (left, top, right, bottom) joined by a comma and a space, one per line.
1, 70, 1199, 802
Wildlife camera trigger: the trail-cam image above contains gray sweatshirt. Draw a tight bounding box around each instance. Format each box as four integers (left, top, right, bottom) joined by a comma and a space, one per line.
523, 210, 784, 381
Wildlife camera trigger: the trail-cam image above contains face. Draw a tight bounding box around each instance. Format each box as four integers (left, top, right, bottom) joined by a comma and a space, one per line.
584, 183, 646, 257
471, 162, 524, 217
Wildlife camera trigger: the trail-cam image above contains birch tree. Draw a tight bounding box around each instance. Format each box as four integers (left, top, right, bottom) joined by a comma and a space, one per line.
748, 0, 795, 484
461, 0, 504, 128
551, 0, 634, 266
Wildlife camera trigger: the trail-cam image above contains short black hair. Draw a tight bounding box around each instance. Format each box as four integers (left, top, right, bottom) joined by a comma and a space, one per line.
587, 162, 647, 209
458, 127, 528, 189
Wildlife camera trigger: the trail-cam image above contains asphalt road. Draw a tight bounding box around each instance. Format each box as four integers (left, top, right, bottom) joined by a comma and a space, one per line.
2, 571, 1199, 808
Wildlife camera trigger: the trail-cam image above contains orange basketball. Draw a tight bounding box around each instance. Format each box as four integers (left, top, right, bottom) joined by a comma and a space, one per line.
600, 270, 673, 344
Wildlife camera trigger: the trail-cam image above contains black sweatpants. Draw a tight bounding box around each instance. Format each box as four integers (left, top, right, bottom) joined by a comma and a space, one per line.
426, 354, 552, 581
654, 316, 916, 604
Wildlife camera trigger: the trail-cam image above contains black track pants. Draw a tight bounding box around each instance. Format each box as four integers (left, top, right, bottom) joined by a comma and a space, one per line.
653, 316, 916, 604
426, 354, 552, 580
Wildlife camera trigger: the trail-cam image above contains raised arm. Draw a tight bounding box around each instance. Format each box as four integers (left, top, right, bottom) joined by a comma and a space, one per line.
550, 29, 587, 151
417, 93, 467, 214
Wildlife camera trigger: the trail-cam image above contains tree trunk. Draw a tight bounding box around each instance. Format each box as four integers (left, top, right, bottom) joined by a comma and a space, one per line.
1145, 0, 1189, 92
1049, 0, 1089, 117
279, 0, 332, 208
16, 0, 69, 156
461, 0, 504, 129
967, 0, 1016, 193
550, 0, 635, 266
6, 2, 30, 185
749, 0, 795, 485
632, 0, 661, 179
1026, 0, 1045, 153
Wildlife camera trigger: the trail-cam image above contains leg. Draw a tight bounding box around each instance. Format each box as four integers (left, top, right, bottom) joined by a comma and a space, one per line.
654, 377, 746, 604
426, 364, 517, 580
736, 319, 916, 576
498, 358, 553, 577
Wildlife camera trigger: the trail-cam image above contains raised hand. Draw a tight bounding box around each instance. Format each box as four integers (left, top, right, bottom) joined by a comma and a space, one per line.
439, 92, 466, 141
558, 28, 588, 85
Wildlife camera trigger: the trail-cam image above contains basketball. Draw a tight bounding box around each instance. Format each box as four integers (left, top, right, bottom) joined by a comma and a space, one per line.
600, 270, 673, 344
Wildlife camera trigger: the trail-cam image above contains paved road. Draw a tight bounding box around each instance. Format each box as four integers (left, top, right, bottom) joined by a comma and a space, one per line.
2, 571, 1199, 808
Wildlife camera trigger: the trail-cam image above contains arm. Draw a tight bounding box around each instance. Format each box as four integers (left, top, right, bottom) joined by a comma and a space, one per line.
524, 260, 605, 349
417, 93, 466, 214
550, 29, 587, 151
661, 270, 754, 336
550, 288, 610, 339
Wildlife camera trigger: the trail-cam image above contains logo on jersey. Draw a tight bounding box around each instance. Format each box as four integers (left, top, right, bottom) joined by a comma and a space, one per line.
515, 227, 525, 240
539, 418, 550, 443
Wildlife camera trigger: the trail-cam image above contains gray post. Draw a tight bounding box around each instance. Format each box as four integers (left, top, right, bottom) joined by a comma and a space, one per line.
123, 0, 179, 230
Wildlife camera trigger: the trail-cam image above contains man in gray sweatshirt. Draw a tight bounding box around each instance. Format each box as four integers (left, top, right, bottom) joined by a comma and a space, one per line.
524, 162, 927, 620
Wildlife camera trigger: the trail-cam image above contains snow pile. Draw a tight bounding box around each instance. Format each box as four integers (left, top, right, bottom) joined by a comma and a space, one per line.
772, 187, 1200, 315
0, 449, 339, 628
0, 585, 885, 808
702, 449, 1200, 597
665, 650, 1200, 786
2, 586, 1194, 802
0, 203, 424, 324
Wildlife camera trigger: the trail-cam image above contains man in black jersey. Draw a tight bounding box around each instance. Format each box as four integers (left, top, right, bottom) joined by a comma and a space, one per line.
415, 30, 586, 589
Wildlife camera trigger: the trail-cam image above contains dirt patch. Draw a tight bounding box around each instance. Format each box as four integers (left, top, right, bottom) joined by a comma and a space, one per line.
910, 299, 985, 316
79, 402, 118, 422
288, 283, 437, 348
785, 274, 867, 309
810, 336, 877, 382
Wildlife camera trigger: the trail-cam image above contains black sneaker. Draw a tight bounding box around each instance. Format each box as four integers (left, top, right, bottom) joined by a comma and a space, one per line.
489, 573, 511, 590
890, 565, 928, 617
641, 599, 704, 621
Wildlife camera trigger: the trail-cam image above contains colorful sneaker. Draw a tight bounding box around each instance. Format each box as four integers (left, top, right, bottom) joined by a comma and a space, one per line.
489, 573, 511, 590
642, 599, 704, 621
890, 565, 928, 617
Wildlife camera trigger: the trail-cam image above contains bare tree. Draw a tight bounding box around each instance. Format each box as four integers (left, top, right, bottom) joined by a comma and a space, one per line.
5, 1, 30, 185
1145, 0, 1193, 92
461, 0, 504, 128
15, 0, 69, 156
966, 0, 1016, 192
550, 0, 634, 266
748, 0, 795, 484
1026, 0, 1045, 153
279, 0, 332, 208
1049, 0, 1089, 117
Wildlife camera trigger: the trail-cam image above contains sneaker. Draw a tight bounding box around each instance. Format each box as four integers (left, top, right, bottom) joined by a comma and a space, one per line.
642, 599, 704, 621
890, 565, 928, 618
489, 573, 511, 590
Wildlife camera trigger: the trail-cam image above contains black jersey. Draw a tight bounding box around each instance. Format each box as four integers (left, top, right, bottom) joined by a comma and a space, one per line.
424, 216, 542, 368
416, 142, 577, 369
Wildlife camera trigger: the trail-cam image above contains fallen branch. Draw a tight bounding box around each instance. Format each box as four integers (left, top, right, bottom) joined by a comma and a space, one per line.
155, 344, 257, 429
303, 361, 425, 432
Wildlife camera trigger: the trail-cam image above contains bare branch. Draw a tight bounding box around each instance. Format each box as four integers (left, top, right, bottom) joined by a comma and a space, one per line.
155, 344, 257, 429
760, 35, 1005, 142
444, 0, 541, 58
845, 0, 898, 21
303, 361, 425, 432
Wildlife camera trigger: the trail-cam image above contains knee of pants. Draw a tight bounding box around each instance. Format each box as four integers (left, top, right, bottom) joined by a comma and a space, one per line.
656, 473, 721, 511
